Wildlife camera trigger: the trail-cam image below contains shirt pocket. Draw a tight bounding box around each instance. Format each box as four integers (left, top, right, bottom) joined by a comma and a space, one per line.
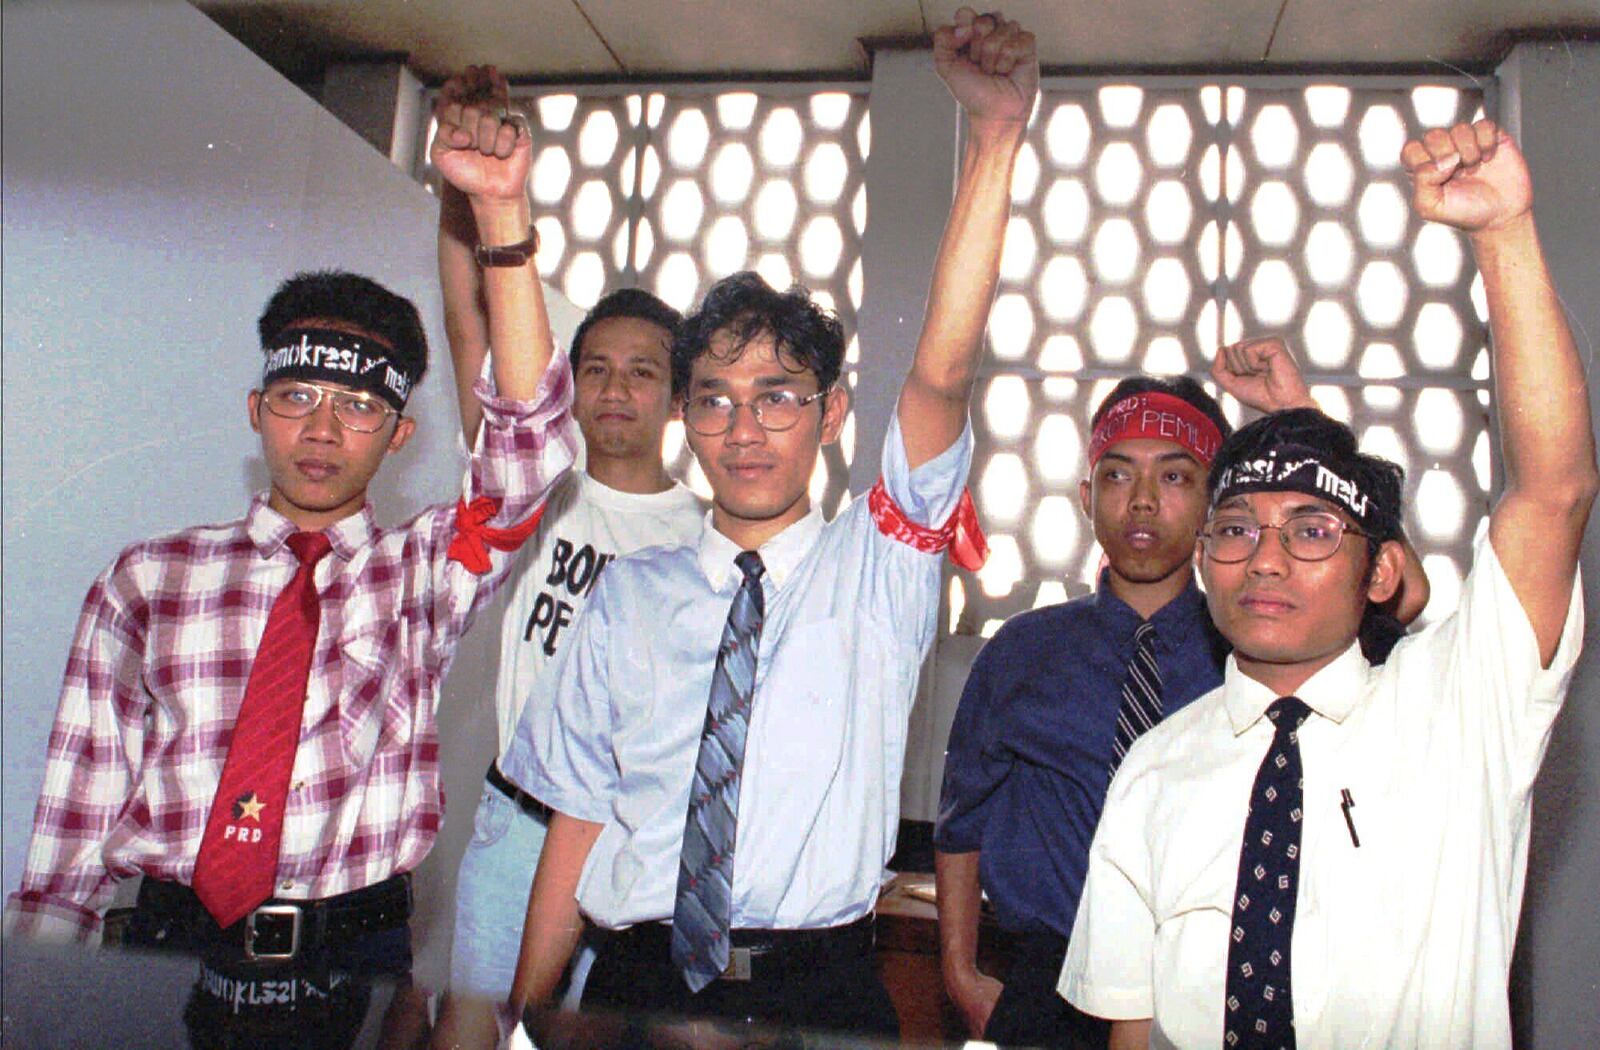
333, 617, 415, 767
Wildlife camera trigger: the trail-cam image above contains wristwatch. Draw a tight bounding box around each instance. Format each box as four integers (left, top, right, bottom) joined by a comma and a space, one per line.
475, 226, 539, 267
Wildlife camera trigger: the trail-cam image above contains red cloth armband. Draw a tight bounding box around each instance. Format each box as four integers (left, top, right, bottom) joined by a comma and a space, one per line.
447, 496, 547, 575
867, 479, 988, 571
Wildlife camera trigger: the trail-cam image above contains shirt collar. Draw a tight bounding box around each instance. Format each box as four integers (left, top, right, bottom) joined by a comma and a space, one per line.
697, 504, 824, 592
1092, 568, 1211, 641
245, 492, 374, 563
1222, 640, 1369, 735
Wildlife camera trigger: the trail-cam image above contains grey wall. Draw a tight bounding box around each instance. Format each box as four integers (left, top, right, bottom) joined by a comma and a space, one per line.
1500, 40, 1600, 1050
0, 0, 580, 987
4, 3, 1597, 1036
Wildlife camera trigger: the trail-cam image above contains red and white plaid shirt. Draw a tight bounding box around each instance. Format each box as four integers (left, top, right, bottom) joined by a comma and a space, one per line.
6, 362, 578, 941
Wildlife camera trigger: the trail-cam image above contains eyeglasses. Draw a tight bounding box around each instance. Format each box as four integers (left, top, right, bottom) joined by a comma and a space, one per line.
260, 381, 397, 433
1198, 511, 1368, 564
682, 388, 829, 436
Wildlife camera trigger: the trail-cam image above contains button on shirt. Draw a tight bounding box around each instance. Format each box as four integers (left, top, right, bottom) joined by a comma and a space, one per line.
7, 364, 578, 941
934, 574, 1226, 937
1060, 532, 1584, 1049
510, 416, 972, 930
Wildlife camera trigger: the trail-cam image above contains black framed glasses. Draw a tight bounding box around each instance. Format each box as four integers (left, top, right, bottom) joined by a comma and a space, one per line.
260, 381, 396, 433
682, 388, 829, 436
1198, 511, 1368, 564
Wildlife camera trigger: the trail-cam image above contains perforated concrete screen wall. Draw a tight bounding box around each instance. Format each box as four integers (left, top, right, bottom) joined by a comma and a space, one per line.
420, 87, 868, 519
420, 76, 1487, 634
960, 78, 1488, 636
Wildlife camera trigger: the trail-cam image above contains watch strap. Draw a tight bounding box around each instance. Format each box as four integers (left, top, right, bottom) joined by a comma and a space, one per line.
475, 226, 539, 268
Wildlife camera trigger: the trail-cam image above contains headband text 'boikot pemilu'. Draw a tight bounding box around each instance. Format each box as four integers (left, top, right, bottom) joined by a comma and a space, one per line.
1087, 391, 1224, 468
262, 326, 416, 411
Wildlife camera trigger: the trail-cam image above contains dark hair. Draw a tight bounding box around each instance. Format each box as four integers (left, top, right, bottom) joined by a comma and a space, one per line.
672, 271, 845, 396
1207, 408, 1405, 546
1090, 374, 1232, 441
570, 288, 683, 390
257, 270, 428, 385
1209, 408, 1411, 666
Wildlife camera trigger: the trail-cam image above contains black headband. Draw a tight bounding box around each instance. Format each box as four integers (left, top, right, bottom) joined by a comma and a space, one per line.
262, 326, 416, 410
1210, 444, 1386, 531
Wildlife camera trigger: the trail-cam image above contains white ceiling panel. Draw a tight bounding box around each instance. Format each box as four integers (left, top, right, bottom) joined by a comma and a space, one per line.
1269, 0, 1600, 67
200, 0, 619, 79
579, 0, 923, 75
196, 0, 1598, 81
921, 0, 1291, 68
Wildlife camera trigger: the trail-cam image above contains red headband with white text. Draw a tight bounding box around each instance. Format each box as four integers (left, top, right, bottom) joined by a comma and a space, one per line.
1087, 391, 1223, 467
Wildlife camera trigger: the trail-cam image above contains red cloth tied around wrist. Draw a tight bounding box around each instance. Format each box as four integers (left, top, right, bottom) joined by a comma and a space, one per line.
447, 496, 548, 575
1087, 391, 1223, 467
867, 479, 988, 571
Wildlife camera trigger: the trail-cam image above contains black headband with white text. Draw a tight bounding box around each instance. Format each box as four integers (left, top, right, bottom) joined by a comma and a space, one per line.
262, 326, 415, 410
1210, 445, 1384, 529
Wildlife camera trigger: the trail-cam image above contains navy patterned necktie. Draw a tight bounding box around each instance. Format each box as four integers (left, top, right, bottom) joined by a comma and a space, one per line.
672, 550, 766, 992
1224, 696, 1313, 1049
1109, 621, 1162, 776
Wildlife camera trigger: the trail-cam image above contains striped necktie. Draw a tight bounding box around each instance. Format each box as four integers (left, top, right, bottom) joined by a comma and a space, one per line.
1224, 696, 1312, 1049
1109, 620, 1162, 776
192, 531, 331, 927
671, 550, 765, 992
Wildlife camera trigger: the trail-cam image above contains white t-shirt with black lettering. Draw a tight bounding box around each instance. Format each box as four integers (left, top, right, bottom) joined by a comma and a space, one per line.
490, 473, 703, 755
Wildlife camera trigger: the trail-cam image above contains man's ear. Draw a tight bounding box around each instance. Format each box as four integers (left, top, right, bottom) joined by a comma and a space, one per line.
1365, 538, 1406, 605
248, 390, 263, 434
388, 416, 418, 453
819, 384, 850, 445
1078, 477, 1093, 519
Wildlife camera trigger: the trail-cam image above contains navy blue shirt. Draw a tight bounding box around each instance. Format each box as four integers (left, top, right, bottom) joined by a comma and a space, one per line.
933, 573, 1228, 937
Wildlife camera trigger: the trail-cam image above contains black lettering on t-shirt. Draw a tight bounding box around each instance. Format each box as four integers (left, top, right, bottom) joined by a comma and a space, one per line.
588, 553, 613, 596
565, 544, 596, 596
546, 537, 574, 586
524, 536, 624, 653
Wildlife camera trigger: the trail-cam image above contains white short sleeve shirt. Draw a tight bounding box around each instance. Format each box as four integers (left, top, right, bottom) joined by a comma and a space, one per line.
1060, 531, 1584, 1050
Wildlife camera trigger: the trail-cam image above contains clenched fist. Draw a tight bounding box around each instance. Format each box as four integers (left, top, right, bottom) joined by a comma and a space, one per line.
1401, 120, 1532, 234
431, 64, 531, 205
933, 8, 1039, 129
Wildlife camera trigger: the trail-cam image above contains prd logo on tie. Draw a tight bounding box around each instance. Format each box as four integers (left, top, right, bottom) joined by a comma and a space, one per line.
223, 792, 267, 843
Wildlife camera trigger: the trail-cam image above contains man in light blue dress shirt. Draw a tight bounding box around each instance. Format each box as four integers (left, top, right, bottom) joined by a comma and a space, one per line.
499, 7, 1039, 1038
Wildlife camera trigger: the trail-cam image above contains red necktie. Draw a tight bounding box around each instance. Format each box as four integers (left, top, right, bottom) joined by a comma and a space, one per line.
192, 531, 332, 928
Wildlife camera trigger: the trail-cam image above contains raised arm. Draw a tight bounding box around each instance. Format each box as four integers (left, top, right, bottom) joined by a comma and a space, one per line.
1402, 121, 1597, 661
431, 78, 554, 403
435, 66, 508, 444
897, 8, 1038, 469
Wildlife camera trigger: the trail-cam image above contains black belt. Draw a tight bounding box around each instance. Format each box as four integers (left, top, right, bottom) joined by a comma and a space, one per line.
486, 761, 552, 821
603, 915, 876, 982
133, 873, 412, 963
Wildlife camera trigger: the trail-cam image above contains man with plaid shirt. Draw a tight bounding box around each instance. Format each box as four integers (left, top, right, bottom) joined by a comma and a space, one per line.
5, 99, 576, 1047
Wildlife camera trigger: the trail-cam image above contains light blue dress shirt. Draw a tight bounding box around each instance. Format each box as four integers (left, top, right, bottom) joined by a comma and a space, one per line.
506, 414, 972, 930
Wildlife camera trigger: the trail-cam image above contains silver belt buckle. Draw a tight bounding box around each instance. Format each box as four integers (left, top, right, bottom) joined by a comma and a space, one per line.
721, 946, 753, 981
244, 904, 302, 961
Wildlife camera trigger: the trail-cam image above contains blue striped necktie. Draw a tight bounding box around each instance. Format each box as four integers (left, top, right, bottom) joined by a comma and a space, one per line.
671, 550, 765, 991
1224, 696, 1312, 1049
1109, 620, 1162, 775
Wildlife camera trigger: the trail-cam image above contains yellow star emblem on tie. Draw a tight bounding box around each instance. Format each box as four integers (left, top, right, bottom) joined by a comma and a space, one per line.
237, 793, 267, 822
